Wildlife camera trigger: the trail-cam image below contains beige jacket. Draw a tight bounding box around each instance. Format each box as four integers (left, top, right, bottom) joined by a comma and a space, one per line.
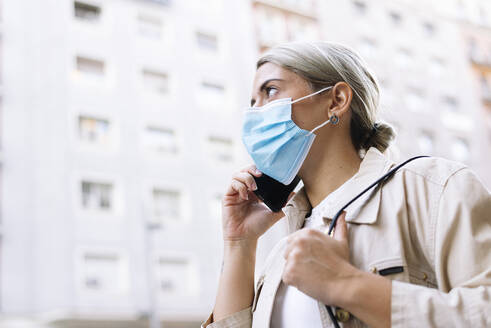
203, 148, 491, 327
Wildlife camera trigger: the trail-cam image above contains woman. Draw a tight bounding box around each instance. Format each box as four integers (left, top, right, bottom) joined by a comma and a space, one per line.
202, 42, 491, 327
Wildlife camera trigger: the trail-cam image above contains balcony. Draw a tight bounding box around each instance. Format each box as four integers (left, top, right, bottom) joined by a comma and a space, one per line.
252, 0, 318, 20
140, 0, 171, 5
482, 90, 491, 106
469, 51, 491, 72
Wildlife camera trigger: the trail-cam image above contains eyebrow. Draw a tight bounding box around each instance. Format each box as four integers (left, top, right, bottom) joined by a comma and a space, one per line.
250, 78, 284, 106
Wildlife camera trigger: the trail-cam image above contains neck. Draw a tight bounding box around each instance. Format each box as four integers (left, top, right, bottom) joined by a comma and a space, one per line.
299, 135, 362, 209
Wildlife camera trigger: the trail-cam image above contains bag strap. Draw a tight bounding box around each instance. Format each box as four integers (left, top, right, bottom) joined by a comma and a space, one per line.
325, 155, 429, 236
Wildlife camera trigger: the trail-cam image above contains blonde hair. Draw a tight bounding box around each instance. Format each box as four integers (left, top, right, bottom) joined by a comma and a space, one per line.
257, 41, 395, 153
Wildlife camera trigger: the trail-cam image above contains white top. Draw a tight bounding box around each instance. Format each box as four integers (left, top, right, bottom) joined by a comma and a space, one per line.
270, 174, 356, 328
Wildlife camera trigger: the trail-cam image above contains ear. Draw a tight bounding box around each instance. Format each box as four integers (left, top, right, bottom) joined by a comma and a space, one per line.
328, 82, 353, 120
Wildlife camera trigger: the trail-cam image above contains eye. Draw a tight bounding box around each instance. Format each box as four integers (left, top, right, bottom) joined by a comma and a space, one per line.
266, 87, 278, 98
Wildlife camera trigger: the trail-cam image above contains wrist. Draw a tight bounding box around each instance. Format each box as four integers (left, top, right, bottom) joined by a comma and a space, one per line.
224, 238, 257, 250
331, 269, 391, 328
324, 263, 364, 308
223, 239, 257, 264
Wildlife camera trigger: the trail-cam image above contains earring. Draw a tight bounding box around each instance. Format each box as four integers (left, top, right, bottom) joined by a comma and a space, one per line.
330, 114, 339, 125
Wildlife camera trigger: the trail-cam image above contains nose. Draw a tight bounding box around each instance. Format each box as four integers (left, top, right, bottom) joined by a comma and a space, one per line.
251, 95, 266, 108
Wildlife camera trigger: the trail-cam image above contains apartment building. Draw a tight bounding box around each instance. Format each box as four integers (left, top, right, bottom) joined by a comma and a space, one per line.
0, 0, 255, 327
0, 0, 3, 317
0, 0, 489, 327
451, 0, 491, 186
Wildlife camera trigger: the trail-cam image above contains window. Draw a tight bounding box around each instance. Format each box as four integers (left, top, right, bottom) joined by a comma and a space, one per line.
202, 81, 224, 94
81, 181, 113, 211
417, 131, 434, 154
143, 0, 170, 5
201, 81, 224, 97
422, 22, 435, 36
208, 136, 233, 162
395, 48, 412, 68
79, 116, 110, 145
405, 88, 425, 112
257, 10, 287, 46
156, 257, 196, 297
441, 96, 473, 131
282, 0, 315, 12
196, 32, 218, 51
468, 38, 479, 61
479, 6, 488, 25
76, 56, 105, 76
389, 11, 402, 25
481, 74, 491, 98
143, 126, 177, 154
289, 19, 318, 42
209, 193, 222, 221
442, 96, 458, 113
352, 0, 367, 14
74, 1, 101, 21
138, 14, 163, 39
450, 137, 470, 162
359, 38, 377, 58
199, 81, 225, 108
153, 188, 181, 221
81, 252, 127, 293
142, 69, 168, 94
429, 57, 445, 76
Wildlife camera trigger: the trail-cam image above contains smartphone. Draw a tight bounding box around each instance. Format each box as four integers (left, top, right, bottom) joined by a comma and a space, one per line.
253, 174, 301, 212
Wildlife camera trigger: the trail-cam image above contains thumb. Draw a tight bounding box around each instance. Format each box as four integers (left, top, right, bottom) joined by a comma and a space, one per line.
333, 211, 348, 244
287, 191, 296, 203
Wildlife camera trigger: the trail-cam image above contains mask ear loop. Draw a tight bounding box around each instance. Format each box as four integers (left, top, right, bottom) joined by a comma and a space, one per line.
310, 117, 331, 134
290, 85, 333, 105
290, 86, 333, 135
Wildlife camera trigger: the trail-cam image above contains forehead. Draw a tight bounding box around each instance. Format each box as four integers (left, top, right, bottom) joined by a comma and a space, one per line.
252, 62, 304, 90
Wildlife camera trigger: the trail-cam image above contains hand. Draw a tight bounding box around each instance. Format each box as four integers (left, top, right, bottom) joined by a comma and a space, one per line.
221, 164, 293, 243
282, 212, 359, 306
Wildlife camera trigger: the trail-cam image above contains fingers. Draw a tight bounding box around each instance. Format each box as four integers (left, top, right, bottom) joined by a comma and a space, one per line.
229, 179, 249, 200
333, 211, 348, 244
282, 248, 303, 287
286, 191, 296, 203
240, 164, 262, 177
224, 165, 261, 200
232, 171, 257, 192
284, 229, 316, 259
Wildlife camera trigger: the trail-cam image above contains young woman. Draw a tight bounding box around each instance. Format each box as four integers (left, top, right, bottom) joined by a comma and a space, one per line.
202, 42, 491, 327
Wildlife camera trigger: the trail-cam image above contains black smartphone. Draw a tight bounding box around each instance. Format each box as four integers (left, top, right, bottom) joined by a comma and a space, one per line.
252, 174, 301, 212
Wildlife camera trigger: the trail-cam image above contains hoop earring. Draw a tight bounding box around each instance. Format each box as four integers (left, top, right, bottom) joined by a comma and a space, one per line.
330, 115, 339, 125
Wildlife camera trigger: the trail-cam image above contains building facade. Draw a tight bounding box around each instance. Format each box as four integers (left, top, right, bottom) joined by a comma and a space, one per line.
0, 0, 255, 327
0, 0, 489, 328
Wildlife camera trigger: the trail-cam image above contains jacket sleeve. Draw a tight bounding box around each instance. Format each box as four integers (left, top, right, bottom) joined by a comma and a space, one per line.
201, 307, 252, 328
391, 168, 491, 327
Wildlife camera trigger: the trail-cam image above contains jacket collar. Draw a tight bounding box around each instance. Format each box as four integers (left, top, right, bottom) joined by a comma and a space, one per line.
282, 147, 395, 234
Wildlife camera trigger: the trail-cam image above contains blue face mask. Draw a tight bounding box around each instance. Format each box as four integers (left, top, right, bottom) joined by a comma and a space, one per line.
242, 86, 333, 185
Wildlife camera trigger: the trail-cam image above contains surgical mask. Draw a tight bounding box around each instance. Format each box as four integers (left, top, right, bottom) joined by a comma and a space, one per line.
242, 86, 333, 185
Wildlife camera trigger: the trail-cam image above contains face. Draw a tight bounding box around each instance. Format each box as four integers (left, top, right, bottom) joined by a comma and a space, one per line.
250, 62, 331, 131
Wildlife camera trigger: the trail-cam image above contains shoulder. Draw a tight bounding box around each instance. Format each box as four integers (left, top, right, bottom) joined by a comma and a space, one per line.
394, 156, 489, 212
396, 156, 470, 188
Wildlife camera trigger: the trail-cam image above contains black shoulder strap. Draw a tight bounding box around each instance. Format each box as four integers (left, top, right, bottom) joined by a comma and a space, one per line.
326, 155, 429, 236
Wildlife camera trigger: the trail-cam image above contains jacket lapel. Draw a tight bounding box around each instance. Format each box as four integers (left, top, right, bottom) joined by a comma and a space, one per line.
319, 148, 395, 225
282, 147, 395, 230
